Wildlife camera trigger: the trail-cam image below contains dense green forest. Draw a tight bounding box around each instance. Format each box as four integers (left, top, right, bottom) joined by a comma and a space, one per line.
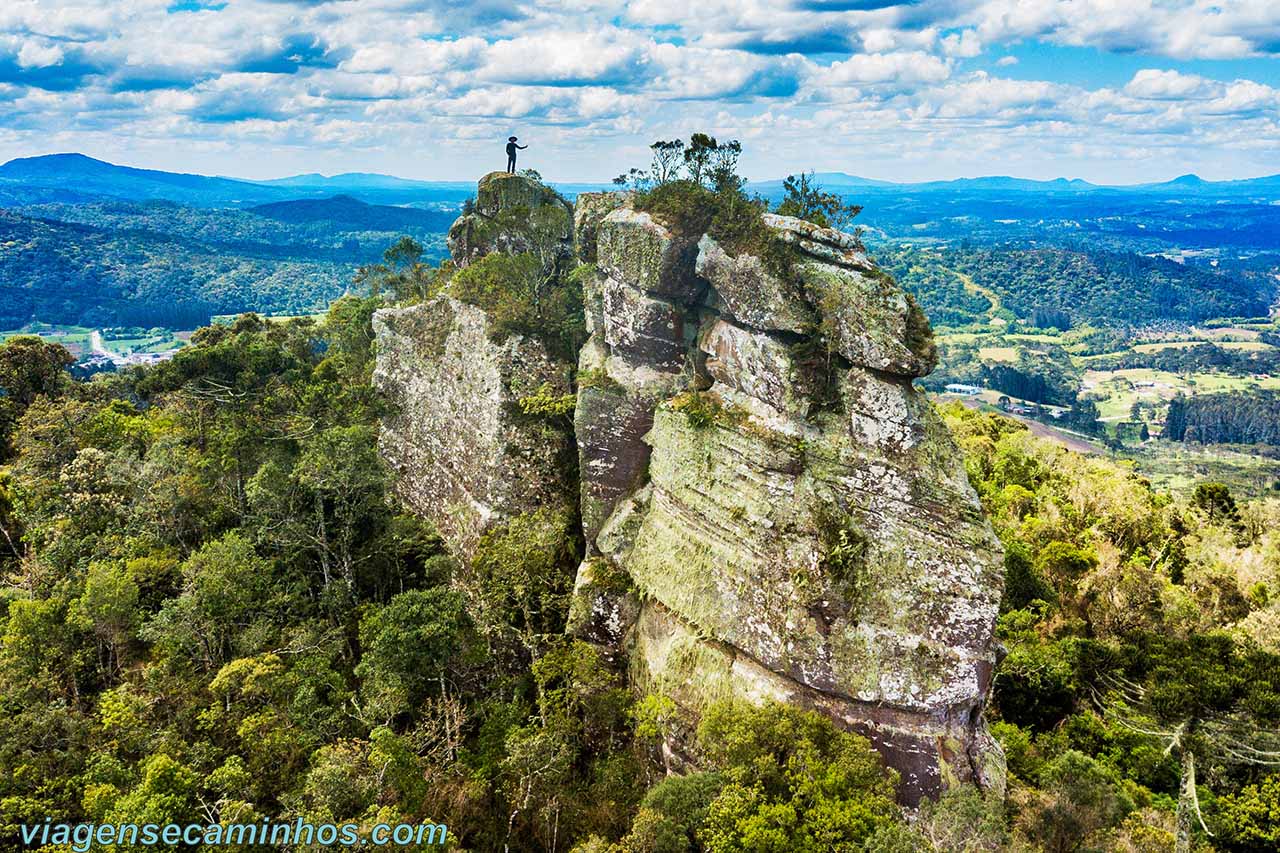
1165, 392, 1280, 446
20, 199, 453, 253
0, 202, 449, 329
1, 283, 1279, 850
875, 244, 1272, 329
1089, 344, 1280, 377
0, 211, 348, 327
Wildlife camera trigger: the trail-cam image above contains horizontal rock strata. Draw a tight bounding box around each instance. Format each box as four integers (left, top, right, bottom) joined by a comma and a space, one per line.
375, 173, 1005, 804
571, 193, 1003, 804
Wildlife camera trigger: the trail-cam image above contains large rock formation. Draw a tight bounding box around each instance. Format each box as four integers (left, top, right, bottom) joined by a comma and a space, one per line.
373, 173, 577, 562
372, 298, 575, 562
447, 171, 574, 268
374, 173, 1005, 805
569, 199, 1003, 804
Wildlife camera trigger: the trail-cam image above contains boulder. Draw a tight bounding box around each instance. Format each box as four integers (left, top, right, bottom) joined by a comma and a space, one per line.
598, 272, 689, 372
797, 262, 937, 377
566, 557, 640, 654
698, 218, 935, 376
698, 319, 814, 418
476, 170, 571, 218
574, 191, 633, 263
598, 208, 704, 301
762, 212, 875, 268
695, 235, 814, 334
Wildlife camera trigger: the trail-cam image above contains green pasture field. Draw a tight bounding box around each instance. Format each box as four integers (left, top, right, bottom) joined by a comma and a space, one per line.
1, 325, 94, 357
1130, 339, 1268, 353
1, 323, 93, 343
1083, 368, 1280, 420
977, 345, 1018, 362
211, 312, 327, 325
1119, 440, 1280, 499
100, 335, 184, 356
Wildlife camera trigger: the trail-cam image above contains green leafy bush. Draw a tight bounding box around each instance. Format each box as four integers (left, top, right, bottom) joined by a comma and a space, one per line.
447, 251, 586, 360
775, 172, 863, 232
693, 701, 899, 852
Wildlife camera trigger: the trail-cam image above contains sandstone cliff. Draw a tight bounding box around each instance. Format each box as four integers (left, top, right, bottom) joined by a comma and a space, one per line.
373, 173, 1005, 804
372, 172, 578, 563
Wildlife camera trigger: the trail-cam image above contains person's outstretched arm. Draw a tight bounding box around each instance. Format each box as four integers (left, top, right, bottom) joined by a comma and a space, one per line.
517, 144, 528, 149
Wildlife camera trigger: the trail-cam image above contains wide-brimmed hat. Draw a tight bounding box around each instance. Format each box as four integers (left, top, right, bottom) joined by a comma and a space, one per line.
508, 136, 518, 141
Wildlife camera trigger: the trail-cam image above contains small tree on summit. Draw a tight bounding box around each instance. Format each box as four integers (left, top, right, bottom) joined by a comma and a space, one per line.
689, 133, 743, 193
614, 134, 744, 193
682, 132, 717, 185
650, 139, 685, 184
776, 171, 863, 232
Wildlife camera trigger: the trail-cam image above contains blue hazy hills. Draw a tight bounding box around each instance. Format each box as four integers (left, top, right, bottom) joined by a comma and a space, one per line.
2, 153, 1279, 332
5, 153, 1280, 209
6, 153, 1280, 251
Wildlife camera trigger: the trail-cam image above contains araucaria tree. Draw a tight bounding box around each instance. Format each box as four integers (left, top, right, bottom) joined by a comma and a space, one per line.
1093, 637, 1280, 853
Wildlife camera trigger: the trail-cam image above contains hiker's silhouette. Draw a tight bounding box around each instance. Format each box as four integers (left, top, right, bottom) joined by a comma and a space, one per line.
506, 136, 527, 173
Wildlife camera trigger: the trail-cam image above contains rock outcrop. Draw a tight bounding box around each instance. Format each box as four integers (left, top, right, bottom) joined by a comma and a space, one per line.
570, 199, 1003, 804
447, 171, 574, 268
372, 298, 575, 563
374, 173, 1005, 805
373, 173, 577, 562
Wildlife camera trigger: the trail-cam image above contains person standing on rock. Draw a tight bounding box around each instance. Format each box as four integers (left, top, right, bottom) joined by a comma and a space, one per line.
506, 136, 527, 173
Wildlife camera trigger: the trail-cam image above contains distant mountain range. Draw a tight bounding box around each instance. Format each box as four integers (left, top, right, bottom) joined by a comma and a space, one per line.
4, 154, 1280, 210
0, 154, 475, 208
4, 153, 1280, 264
749, 170, 1280, 196
247, 194, 454, 230
252, 171, 465, 191
0, 153, 286, 207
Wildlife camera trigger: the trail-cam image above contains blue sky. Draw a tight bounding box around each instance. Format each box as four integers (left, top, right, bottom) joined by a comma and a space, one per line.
0, 0, 1278, 184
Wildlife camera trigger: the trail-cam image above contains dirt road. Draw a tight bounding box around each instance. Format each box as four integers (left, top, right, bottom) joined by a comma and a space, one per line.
953, 396, 1100, 454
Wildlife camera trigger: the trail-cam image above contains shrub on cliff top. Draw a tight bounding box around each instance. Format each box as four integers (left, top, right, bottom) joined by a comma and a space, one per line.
620, 133, 767, 254
624, 136, 862, 277
634, 180, 797, 277
776, 171, 864, 233
446, 251, 586, 361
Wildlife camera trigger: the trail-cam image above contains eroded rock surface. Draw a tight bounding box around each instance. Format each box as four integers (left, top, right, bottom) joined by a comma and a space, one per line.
571, 204, 704, 542
569, 194, 1003, 804
374, 173, 577, 562
376, 175, 1005, 805
372, 298, 575, 562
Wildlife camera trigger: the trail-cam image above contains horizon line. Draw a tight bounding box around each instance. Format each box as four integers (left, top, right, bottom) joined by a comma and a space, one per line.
4, 150, 1280, 190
